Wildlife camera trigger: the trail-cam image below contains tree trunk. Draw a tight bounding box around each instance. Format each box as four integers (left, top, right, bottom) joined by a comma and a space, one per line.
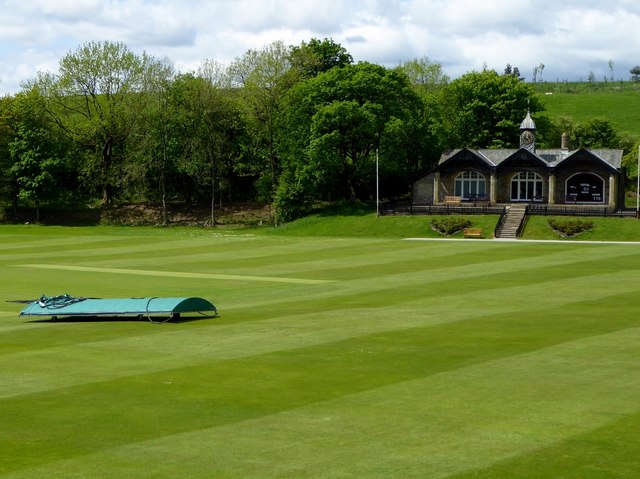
160, 165, 168, 225
343, 154, 358, 202
210, 160, 216, 227
161, 127, 169, 225
101, 136, 114, 204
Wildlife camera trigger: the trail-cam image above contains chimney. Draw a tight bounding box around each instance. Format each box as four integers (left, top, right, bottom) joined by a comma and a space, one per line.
561, 132, 570, 151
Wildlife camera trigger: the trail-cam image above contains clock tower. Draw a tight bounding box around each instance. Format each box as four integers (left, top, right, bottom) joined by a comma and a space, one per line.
519, 110, 536, 152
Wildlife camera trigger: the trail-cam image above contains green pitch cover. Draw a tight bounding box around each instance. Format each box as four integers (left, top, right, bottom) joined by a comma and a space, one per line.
19, 294, 217, 323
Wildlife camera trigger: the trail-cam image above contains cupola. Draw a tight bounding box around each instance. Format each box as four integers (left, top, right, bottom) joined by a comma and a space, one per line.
519, 110, 536, 152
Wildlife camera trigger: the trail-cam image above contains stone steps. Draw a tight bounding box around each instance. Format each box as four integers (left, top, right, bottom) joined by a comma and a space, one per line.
495, 205, 528, 239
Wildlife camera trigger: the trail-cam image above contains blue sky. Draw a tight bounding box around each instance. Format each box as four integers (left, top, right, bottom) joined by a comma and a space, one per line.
1, 0, 639, 94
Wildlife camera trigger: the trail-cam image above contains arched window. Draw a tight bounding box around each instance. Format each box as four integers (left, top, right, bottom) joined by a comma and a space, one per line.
511, 171, 543, 201
454, 171, 486, 199
566, 173, 604, 203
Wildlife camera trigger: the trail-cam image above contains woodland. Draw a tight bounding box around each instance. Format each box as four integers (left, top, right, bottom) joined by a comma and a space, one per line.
0, 39, 635, 224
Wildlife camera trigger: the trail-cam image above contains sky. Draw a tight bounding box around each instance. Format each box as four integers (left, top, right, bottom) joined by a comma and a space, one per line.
1, 0, 640, 95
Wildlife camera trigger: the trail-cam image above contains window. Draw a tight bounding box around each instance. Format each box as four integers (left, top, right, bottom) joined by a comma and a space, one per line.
454, 171, 486, 199
511, 171, 543, 201
566, 173, 604, 203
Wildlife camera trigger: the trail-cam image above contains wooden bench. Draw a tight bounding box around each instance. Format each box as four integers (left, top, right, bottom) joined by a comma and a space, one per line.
444, 195, 462, 205
471, 197, 490, 206
463, 227, 483, 238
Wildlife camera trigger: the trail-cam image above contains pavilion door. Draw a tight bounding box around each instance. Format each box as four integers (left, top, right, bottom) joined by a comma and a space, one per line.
511, 172, 543, 201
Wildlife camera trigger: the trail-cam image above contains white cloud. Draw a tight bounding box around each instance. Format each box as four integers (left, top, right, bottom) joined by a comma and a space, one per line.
1, 0, 640, 94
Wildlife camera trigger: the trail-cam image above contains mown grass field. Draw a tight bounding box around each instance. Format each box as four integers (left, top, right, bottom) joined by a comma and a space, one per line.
1, 219, 640, 478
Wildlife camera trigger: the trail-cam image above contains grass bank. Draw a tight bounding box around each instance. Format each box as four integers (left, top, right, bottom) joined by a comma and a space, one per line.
266, 207, 640, 242
269, 212, 500, 238
522, 215, 640, 241
535, 81, 640, 138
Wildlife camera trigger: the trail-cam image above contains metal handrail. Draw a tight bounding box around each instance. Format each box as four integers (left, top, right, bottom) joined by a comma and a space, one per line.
516, 206, 529, 238
494, 206, 508, 237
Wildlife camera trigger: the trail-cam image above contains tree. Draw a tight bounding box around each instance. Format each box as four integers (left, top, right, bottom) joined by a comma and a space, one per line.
289, 38, 353, 78
571, 118, 621, 149
534, 115, 573, 149
8, 88, 74, 222
156, 74, 205, 206
395, 57, 449, 177
630, 66, 640, 82
438, 69, 542, 149
503, 64, 524, 81
159, 72, 244, 225
398, 57, 449, 93
622, 140, 640, 182
281, 62, 427, 209
608, 60, 615, 82
229, 41, 297, 211
0, 95, 18, 211
33, 41, 166, 204
196, 62, 245, 225
142, 58, 176, 224
532, 63, 545, 83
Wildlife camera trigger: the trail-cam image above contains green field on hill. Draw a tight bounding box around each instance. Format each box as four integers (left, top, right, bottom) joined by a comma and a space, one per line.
1, 222, 640, 478
536, 82, 640, 138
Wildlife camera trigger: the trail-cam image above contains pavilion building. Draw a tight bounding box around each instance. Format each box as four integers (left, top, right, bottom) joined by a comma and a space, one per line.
413, 111, 625, 208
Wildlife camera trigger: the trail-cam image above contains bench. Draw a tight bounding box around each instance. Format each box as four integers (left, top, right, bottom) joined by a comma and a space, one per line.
463, 228, 483, 238
444, 195, 462, 205
470, 196, 490, 206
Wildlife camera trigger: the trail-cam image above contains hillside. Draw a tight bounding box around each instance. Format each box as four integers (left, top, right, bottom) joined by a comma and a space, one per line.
535, 82, 640, 138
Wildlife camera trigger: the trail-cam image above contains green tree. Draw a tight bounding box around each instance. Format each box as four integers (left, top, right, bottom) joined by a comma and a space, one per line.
141, 58, 176, 224
160, 71, 244, 225
289, 38, 353, 78
282, 62, 427, 209
630, 66, 640, 82
33, 40, 166, 204
503, 64, 524, 81
571, 117, 621, 149
534, 115, 573, 149
196, 61, 245, 225
622, 141, 640, 183
396, 58, 449, 176
163, 74, 216, 206
0, 95, 18, 211
439, 69, 542, 148
230, 41, 297, 211
8, 89, 74, 222
398, 57, 449, 92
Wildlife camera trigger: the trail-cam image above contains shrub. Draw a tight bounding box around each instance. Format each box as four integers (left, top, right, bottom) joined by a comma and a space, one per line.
431, 217, 472, 236
273, 171, 313, 224
548, 218, 594, 237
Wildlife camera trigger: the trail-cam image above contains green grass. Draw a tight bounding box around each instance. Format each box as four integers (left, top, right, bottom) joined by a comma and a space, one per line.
536, 82, 640, 138
522, 216, 640, 241
1, 220, 640, 478
271, 209, 640, 242
269, 212, 500, 238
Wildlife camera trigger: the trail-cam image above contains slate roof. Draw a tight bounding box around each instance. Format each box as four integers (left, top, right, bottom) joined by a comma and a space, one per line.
438, 147, 623, 170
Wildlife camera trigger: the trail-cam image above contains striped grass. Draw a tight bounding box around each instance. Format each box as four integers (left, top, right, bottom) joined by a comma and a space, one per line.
1, 224, 640, 478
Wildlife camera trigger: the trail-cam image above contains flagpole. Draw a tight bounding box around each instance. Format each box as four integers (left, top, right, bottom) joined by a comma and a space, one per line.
376, 148, 380, 217
636, 146, 640, 219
